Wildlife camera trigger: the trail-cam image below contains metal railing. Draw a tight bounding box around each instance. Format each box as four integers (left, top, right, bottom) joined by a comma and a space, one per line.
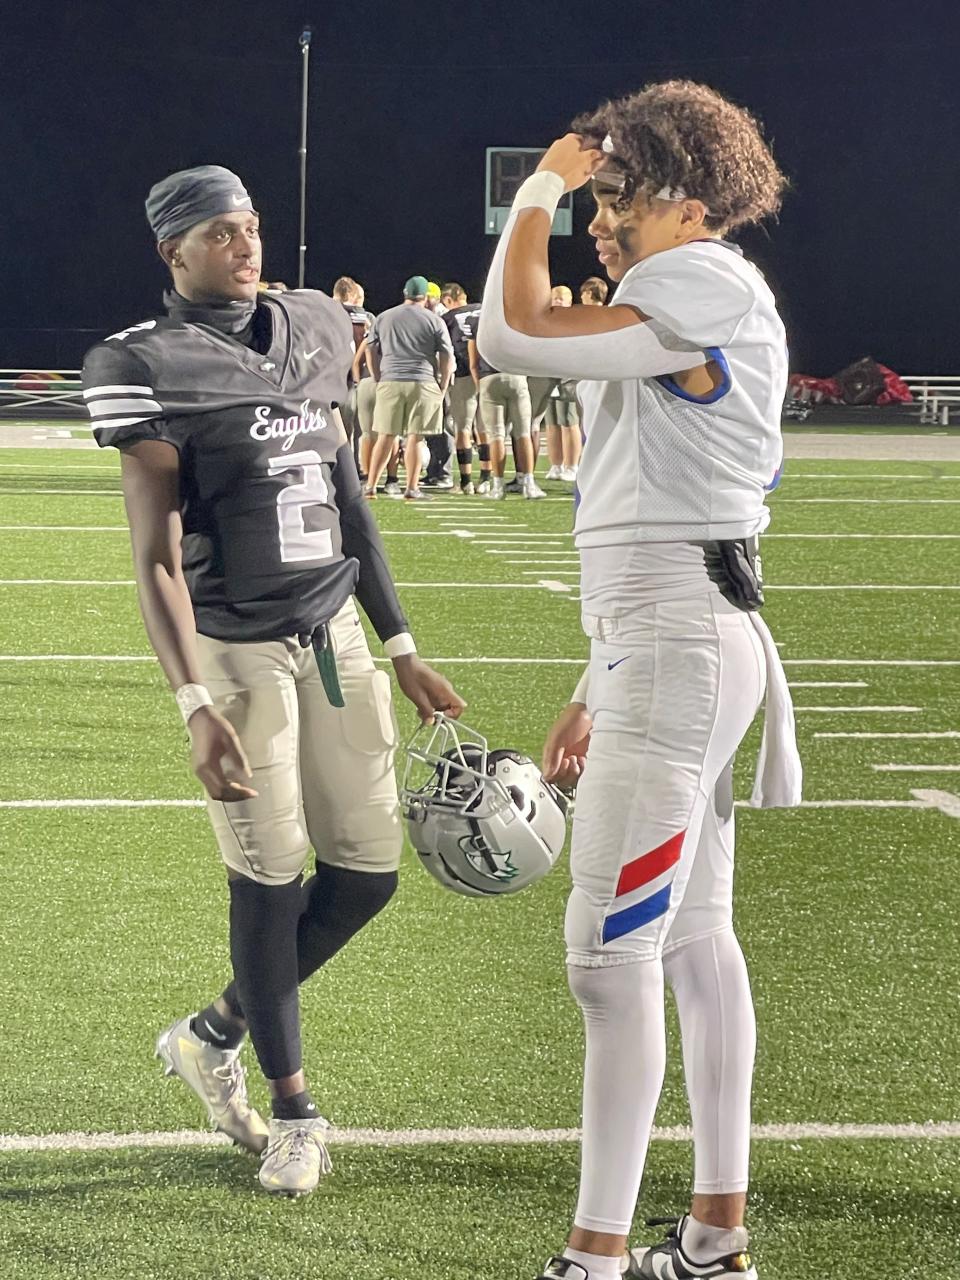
0, 369, 84, 416
901, 376, 960, 426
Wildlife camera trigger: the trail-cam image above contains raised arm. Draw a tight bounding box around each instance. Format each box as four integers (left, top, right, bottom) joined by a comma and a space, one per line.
477, 135, 708, 382
120, 440, 256, 801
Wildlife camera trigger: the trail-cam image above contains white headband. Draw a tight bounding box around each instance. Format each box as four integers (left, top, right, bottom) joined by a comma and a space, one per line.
599, 135, 709, 212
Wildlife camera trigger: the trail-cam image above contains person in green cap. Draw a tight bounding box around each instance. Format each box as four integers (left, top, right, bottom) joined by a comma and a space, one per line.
364, 276, 455, 500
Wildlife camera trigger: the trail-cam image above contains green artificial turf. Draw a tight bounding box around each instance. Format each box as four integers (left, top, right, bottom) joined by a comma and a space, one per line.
0, 444, 958, 1278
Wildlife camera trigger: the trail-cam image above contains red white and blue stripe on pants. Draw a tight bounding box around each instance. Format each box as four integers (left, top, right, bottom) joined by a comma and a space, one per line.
601, 830, 685, 944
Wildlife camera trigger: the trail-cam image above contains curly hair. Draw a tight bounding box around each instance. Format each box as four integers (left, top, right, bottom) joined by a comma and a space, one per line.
572, 80, 786, 231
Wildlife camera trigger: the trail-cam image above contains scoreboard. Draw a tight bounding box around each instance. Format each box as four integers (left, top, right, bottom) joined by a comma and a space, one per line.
484, 148, 573, 236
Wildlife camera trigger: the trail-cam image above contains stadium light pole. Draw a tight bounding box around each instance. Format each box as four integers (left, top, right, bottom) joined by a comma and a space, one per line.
297, 24, 312, 289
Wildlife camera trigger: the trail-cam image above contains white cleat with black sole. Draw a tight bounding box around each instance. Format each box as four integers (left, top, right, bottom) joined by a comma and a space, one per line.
155, 1013, 269, 1155
258, 1116, 333, 1197
626, 1216, 757, 1279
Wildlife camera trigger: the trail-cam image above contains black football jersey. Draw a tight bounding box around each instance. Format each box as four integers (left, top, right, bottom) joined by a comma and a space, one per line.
83, 290, 366, 642
342, 303, 376, 381
443, 304, 482, 379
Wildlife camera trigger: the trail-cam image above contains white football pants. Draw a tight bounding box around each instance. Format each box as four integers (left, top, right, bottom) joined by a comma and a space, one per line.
566, 593, 765, 1234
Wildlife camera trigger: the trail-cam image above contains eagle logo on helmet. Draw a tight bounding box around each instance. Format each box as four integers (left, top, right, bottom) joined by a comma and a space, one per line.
459, 833, 519, 883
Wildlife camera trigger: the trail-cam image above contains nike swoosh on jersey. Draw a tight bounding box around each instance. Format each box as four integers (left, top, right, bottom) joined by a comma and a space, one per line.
303, 347, 322, 360
607, 656, 630, 670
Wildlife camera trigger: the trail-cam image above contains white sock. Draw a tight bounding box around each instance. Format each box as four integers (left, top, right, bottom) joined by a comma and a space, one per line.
562, 1247, 622, 1279
568, 960, 666, 1236
681, 1215, 749, 1263
663, 929, 756, 1194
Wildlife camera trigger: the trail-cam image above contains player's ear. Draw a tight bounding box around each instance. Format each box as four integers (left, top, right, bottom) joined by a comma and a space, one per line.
157, 238, 182, 270
680, 199, 709, 230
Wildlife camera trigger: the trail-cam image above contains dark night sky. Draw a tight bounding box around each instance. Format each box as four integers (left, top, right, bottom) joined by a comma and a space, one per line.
2, 0, 957, 372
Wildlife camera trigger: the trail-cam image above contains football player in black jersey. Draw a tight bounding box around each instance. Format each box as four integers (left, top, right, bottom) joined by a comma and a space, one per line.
83, 165, 465, 1197
441, 284, 487, 494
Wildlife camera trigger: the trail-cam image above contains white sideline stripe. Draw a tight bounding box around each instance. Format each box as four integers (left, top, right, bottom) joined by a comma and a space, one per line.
2, 1120, 960, 1154
816, 732, 960, 739
0, 798, 951, 814
874, 764, 960, 773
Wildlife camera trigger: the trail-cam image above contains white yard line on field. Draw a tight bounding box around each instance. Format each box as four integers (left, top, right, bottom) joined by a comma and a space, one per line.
2, 797, 955, 816
793, 706, 922, 713
873, 764, 960, 772
774, 498, 960, 504
0, 488, 121, 496
0, 655, 957, 666
815, 732, 960, 739
1, 1120, 959, 1154
0, 525, 128, 532
787, 681, 868, 688
1, 579, 958, 596
764, 533, 960, 540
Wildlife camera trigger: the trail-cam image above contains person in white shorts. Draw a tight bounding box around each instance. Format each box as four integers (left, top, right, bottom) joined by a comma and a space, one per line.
478, 81, 801, 1280
466, 322, 545, 500
83, 165, 465, 1201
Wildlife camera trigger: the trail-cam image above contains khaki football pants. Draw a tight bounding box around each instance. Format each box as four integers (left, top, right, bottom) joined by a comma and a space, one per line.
196, 599, 402, 885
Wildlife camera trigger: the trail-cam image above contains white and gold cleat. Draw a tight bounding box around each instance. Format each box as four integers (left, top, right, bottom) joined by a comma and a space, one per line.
258, 1116, 333, 1197
155, 1013, 269, 1155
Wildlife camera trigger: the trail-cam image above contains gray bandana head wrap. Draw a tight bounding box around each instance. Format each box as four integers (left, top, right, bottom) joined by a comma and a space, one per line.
145, 165, 253, 241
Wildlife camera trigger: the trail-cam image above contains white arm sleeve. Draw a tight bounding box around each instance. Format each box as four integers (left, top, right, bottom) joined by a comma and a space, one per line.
477, 182, 708, 383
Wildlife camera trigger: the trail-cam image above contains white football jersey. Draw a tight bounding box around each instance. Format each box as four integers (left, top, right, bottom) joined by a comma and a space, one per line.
575, 240, 787, 551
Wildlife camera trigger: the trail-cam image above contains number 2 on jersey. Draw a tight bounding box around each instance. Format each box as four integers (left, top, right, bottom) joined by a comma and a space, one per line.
268, 450, 334, 563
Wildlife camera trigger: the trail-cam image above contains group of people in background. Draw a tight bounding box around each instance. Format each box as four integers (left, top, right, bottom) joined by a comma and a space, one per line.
312, 271, 610, 501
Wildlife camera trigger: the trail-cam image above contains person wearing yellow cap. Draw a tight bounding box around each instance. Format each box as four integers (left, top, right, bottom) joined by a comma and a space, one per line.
425, 281, 447, 316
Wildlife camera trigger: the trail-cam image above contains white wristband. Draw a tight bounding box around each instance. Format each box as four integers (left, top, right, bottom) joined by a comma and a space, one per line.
512, 171, 566, 217
384, 632, 417, 660
175, 682, 213, 725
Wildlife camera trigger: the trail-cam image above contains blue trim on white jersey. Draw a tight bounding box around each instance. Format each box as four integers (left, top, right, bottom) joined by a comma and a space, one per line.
656, 347, 731, 405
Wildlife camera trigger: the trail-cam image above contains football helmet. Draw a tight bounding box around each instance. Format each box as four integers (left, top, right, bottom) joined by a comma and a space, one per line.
401, 715, 569, 898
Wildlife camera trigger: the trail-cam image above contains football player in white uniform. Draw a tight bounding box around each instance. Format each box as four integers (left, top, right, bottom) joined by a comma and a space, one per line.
478, 82, 800, 1280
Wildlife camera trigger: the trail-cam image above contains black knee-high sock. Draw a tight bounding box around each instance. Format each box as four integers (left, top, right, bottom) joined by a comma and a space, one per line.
222, 866, 397, 1022
228, 875, 304, 1080
477, 441, 491, 480
456, 446, 473, 480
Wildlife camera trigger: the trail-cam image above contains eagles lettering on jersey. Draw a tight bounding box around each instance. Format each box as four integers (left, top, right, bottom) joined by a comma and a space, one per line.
83, 290, 364, 642
443, 304, 482, 379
